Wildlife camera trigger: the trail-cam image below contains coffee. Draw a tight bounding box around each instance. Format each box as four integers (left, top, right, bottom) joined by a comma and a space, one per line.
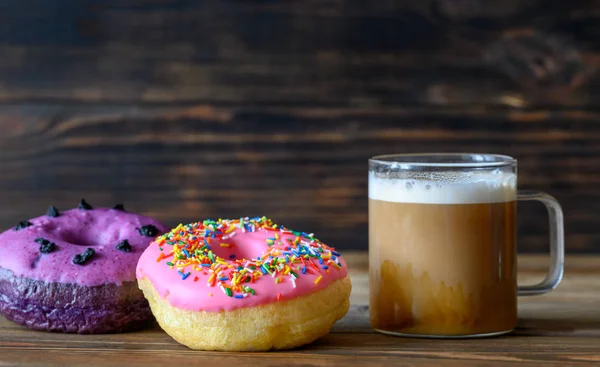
369, 171, 517, 336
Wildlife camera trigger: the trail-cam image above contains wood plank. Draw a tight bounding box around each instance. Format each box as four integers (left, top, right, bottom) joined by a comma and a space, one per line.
0, 254, 598, 366
0, 105, 596, 252
1, 1, 599, 252
0, 0, 598, 107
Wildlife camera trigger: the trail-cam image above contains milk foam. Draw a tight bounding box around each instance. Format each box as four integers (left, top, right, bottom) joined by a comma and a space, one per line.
369, 171, 516, 204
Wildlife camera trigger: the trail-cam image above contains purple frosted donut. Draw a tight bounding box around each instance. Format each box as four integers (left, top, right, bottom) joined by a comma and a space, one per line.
0, 199, 169, 334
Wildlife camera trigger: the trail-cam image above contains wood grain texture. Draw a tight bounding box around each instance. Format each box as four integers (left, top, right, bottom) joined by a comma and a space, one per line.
0, 0, 596, 106
0, 254, 599, 366
0, 0, 599, 251
0, 105, 595, 252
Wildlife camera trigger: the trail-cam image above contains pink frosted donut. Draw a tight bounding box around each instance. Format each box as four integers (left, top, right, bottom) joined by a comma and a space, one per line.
136, 217, 352, 351
0, 199, 169, 333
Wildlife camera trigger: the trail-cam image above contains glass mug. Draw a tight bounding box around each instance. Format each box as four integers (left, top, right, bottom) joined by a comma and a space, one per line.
368, 153, 564, 338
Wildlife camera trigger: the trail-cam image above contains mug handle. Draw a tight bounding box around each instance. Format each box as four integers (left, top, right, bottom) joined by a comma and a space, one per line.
517, 190, 565, 296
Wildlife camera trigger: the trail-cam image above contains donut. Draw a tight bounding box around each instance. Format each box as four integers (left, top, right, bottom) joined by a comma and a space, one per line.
136, 216, 352, 351
0, 199, 169, 334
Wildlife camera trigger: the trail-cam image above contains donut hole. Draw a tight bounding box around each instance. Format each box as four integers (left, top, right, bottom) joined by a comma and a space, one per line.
58, 229, 99, 248
209, 232, 270, 261
210, 243, 260, 261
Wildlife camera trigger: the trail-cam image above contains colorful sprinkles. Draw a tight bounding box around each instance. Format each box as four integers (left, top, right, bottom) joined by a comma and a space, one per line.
153, 217, 344, 300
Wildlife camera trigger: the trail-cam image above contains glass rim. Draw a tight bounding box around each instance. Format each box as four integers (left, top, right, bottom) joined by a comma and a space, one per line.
369, 153, 516, 168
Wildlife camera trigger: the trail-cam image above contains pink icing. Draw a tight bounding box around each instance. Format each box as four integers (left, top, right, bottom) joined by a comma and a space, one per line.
136, 220, 348, 312
0, 208, 168, 286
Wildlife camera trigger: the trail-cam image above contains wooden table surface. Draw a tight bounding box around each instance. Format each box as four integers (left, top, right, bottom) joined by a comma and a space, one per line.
0, 253, 599, 366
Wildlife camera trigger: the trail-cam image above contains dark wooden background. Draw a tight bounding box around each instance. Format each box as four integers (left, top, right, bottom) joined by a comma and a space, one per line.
0, 0, 598, 253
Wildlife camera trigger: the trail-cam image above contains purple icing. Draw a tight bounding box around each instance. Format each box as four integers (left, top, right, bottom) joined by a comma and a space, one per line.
0, 207, 169, 287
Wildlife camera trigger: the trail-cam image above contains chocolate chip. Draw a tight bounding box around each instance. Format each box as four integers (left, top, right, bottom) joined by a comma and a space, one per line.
47, 206, 60, 218
78, 199, 93, 210
35, 237, 50, 245
73, 248, 95, 265
113, 204, 125, 211
115, 239, 132, 252
13, 221, 32, 231
138, 225, 159, 237
38, 238, 56, 254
